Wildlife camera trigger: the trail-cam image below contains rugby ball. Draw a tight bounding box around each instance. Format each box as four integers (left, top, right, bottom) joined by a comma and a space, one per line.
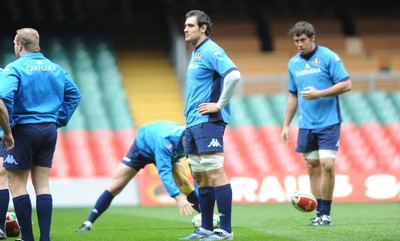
6, 211, 20, 237
192, 213, 220, 228
291, 191, 317, 212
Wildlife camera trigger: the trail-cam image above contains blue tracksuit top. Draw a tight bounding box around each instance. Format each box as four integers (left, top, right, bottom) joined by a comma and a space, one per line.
184, 38, 238, 128
0, 52, 81, 127
288, 45, 350, 129
135, 120, 185, 197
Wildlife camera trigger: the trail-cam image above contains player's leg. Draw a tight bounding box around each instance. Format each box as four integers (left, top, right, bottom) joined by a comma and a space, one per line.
77, 141, 144, 232
315, 123, 340, 226
201, 154, 233, 240
30, 123, 57, 241
0, 164, 9, 240
179, 155, 213, 240
5, 124, 37, 241
6, 169, 32, 241
77, 163, 138, 232
0, 143, 9, 239
31, 166, 52, 241
304, 153, 322, 225
297, 127, 322, 226
198, 121, 233, 240
318, 154, 335, 226
172, 162, 200, 213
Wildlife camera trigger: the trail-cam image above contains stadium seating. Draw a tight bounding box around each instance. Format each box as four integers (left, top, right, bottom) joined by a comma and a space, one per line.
338, 123, 379, 171
64, 130, 96, 177
366, 91, 400, 124
117, 50, 185, 126
359, 123, 400, 171
50, 131, 70, 178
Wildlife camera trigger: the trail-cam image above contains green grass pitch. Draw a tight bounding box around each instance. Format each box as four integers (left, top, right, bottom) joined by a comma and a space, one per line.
23, 202, 399, 241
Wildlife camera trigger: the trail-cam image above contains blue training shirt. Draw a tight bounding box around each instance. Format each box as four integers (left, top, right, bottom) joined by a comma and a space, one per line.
288, 45, 350, 129
0, 68, 3, 137
184, 38, 238, 128
135, 120, 185, 197
0, 52, 81, 127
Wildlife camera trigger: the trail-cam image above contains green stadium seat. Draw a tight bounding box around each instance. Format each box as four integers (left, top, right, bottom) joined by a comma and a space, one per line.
62, 107, 86, 132
389, 91, 400, 113
366, 91, 400, 124
269, 93, 298, 125
339, 97, 354, 123
245, 94, 279, 126
341, 91, 379, 125
230, 96, 254, 128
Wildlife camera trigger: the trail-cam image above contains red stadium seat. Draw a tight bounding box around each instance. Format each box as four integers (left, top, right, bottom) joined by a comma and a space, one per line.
90, 130, 119, 176
64, 130, 96, 177
232, 126, 275, 174
340, 123, 380, 171
258, 125, 304, 173
50, 131, 70, 178
114, 128, 136, 158
360, 123, 400, 171
224, 127, 248, 175
385, 123, 400, 150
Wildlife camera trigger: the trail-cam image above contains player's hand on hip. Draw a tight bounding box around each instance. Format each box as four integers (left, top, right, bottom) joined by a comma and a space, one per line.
197, 103, 220, 114
2, 133, 14, 151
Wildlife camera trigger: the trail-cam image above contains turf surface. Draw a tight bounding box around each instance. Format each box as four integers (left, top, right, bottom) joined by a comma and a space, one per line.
18, 202, 400, 241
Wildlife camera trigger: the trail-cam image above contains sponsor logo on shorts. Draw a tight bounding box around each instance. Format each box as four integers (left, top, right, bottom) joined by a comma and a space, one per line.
123, 156, 131, 162
207, 138, 221, 148
3, 155, 18, 165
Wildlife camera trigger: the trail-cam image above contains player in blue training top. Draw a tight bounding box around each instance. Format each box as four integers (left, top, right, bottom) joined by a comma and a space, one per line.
0, 28, 81, 241
0, 68, 15, 240
281, 21, 352, 227
77, 120, 201, 232
179, 10, 240, 241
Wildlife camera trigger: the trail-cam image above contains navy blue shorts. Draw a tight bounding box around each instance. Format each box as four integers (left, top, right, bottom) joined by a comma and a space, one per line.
296, 123, 341, 153
121, 141, 156, 170
0, 139, 7, 157
185, 121, 226, 154
3, 123, 57, 169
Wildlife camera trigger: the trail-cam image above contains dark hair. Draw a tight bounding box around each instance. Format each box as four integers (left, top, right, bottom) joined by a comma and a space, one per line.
185, 10, 213, 36
288, 21, 316, 38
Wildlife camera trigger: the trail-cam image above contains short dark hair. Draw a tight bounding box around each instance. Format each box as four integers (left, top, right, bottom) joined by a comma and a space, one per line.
186, 10, 213, 36
288, 21, 316, 38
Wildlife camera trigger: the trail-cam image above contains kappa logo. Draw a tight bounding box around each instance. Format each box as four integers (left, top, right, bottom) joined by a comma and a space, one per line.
122, 156, 131, 162
3, 155, 18, 165
207, 138, 221, 148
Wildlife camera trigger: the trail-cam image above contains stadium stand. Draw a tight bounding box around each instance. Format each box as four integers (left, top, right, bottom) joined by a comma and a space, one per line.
1, 0, 399, 181
117, 50, 185, 127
